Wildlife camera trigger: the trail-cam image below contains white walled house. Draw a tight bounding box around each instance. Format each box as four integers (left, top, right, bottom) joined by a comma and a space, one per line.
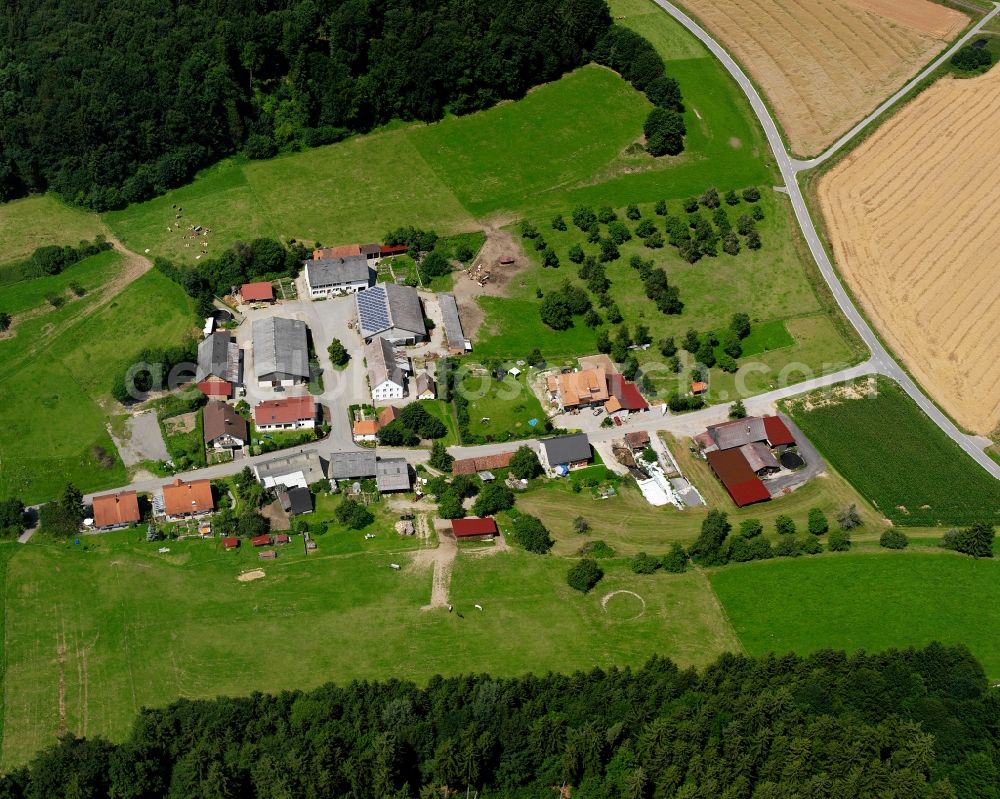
366, 336, 406, 402
304, 255, 374, 298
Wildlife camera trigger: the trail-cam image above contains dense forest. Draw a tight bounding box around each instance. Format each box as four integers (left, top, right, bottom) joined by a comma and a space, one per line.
0, 0, 631, 209
2, 644, 998, 798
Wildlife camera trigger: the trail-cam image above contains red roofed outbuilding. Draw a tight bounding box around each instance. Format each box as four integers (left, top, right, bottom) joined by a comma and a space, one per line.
452, 517, 499, 539
223, 537, 240, 550
252, 534, 272, 547
240, 282, 274, 303
706, 449, 771, 508
763, 415, 795, 448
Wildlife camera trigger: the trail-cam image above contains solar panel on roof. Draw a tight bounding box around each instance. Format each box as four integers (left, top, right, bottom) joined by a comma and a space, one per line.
357, 285, 392, 334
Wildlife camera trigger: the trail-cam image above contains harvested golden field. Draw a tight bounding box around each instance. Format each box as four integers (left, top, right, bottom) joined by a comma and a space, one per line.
684, 0, 968, 155
818, 69, 1000, 436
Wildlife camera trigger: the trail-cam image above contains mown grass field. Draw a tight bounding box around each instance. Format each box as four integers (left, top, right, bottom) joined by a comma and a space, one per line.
0, 258, 197, 503
0, 195, 107, 272
458, 370, 547, 442
0, 531, 738, 767
783, 378, 1000, 527
711, 552, 1000, 679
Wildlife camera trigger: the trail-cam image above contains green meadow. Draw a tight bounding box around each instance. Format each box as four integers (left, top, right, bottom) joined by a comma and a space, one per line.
711, 552, 1000, 680
0, 256, 197, 502
102, 0, 778, 264
1, 531, 737, 767
0, 195, 107, 273
783, 378, 1000, 527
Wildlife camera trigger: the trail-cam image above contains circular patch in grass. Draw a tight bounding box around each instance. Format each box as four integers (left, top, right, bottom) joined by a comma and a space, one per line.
600, 590, 646, 621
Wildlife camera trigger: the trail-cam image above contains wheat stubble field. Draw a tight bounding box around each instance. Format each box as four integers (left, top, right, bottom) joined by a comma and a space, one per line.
818, 69, 1000, 437
682, 0, 967, 155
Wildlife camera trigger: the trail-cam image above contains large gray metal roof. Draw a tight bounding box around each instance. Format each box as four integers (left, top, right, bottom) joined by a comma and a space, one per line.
366, 336, 404, 389
376, 457, 412, 492
356, 284, 426, 339
252, 317, 310, 380
306, 255, 372, 287
327, 449, 378, 480
707, 417, 768, 450
196, 332, 238, 382
254, 450, 326, 484
437, 292, 469, 350
540, 433, 592, 466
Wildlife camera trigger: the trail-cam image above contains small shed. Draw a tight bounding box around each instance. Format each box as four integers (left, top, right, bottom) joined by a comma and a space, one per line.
452, 517, 499, 540
252, 534, 272, 547
259, 550, 277, 560
691, 381, 708, 396
275, 533, 291, 544
223, 537, 240, 550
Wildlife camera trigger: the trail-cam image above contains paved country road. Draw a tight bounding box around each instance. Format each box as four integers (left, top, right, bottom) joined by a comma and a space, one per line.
81, 362, 872, 505
651, 0, 1000, 480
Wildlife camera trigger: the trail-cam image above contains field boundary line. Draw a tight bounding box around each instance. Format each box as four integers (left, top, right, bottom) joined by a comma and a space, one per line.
694, 566, 747, 655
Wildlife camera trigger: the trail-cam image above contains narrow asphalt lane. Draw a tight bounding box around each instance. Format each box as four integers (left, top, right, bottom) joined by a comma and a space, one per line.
652, 0, 1000, 480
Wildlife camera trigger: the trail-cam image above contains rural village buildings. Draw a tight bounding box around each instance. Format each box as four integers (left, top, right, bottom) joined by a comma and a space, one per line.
252, 317, 310, 388
438, 292, 471, 354
538, 433, 593, 475
254, 450, 327, 490
196, 331, 241, 398
91, 491, 141, 530
240, 281, 274, 304
204, 400, 249, 451
546, 365, 649, 421
253, 395, 318, 432
327, 450, 378, 481
365, 336, 408, 401
160, 479, 215, 519
698, 415, 798, 507
304, 254, 375, 298
414, 373, 436, 400
356, 284, 427, 344
452, 517, 499, 541
376, 458, 412, 493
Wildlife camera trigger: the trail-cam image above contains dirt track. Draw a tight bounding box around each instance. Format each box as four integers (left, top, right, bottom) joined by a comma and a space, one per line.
684, 0, 968, 155
818, 69, 1000, 436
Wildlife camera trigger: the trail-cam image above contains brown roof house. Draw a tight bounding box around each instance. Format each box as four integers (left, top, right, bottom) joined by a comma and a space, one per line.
547, 368, 609, 411
161, 479, 214, 519
91, 491, 141, 530
203, 401, 249, 451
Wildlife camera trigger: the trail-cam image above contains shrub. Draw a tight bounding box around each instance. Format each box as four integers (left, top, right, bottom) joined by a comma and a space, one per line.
630, 552, 660, 574
654, 200, 668, 215
567, 558, 604, 593
689, 509, 732, 566
509, 513, 553, 554
520, 220, 539, 238
509, 446, 542, 480
774, 515, 796, 536
952, 45, 993, 72
242, 134, 277, 160
335, 499, 374, 530
837, 504, 863, 530
942, 522, 995, 558
551, 215, 567, 231
644, 108, 686, 156
799, 536, 822, 555
578, 540, 615, 558
739, 518, 763, 538
662, 543, 689, 573
808, 508, 829, 536
742, 186, 761, 203
880, 530, 909, 550
774, 535, 800, 557
828, 530, 851, 552
472, 483, 515, 517
568, 244, 585, 263
572, 206, 597, 231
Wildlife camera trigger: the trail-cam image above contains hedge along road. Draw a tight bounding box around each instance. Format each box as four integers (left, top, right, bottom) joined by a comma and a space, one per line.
651, 0, 1000, 480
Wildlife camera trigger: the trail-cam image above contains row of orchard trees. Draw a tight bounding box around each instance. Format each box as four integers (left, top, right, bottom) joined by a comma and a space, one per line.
3, 642, 997, 797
